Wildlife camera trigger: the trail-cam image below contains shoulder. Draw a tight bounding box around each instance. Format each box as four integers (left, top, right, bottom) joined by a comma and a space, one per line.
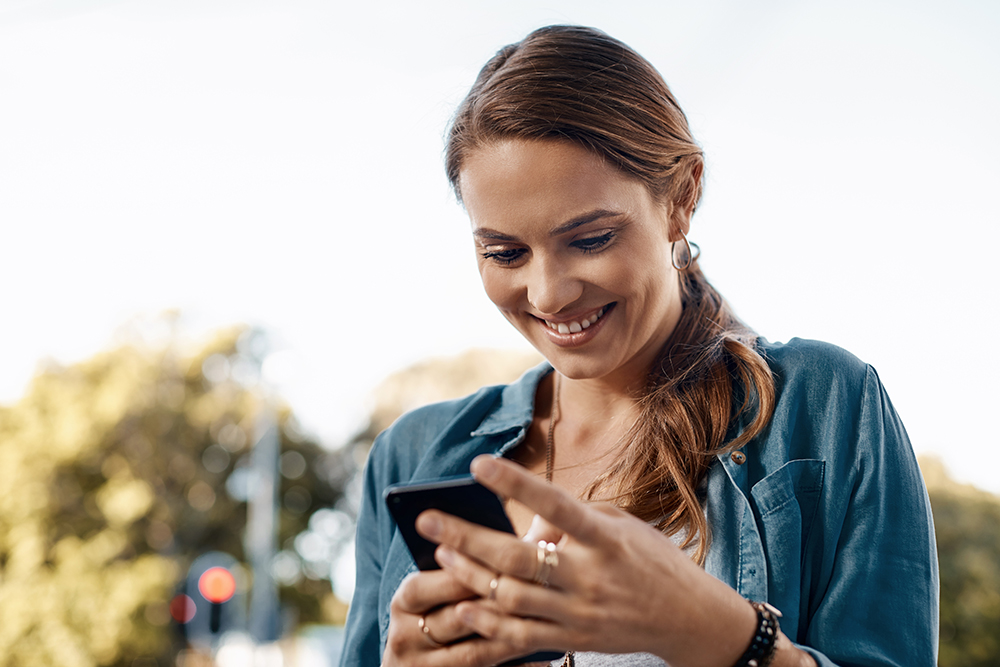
366, 386, 500, 482
366, 361, 552, 481
754, 337, 888, 462
758, 336, 869, 383
757, 337, 874, 408
381, 388, 500, 447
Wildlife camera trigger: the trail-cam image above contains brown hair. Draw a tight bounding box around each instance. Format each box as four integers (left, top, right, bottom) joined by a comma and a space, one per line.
446, 25, 775, 564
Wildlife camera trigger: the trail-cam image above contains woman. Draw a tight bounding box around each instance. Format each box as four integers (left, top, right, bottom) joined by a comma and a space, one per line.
340, 25, 938, 667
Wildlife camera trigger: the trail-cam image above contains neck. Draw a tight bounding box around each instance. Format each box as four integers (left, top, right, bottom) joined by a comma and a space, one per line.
548, 371, 643, 479
559, 373, 642, 424
543, 284, 683, 483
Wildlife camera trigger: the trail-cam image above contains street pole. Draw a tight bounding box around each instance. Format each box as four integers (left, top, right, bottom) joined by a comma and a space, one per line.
245, 375, 280, 643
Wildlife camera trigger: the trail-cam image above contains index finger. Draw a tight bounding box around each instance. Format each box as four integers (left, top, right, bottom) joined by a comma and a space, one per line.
471, 455, 605, 546
391, 569, 478, 614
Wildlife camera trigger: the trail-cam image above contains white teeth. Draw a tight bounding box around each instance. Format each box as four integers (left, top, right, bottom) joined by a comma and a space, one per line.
545, 306, 608, 335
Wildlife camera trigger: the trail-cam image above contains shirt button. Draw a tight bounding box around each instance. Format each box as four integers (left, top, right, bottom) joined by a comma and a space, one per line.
730, 451, 746, 465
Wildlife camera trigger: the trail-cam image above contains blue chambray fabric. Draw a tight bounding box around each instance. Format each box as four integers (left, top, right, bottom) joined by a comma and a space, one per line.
339, 338, 939, 667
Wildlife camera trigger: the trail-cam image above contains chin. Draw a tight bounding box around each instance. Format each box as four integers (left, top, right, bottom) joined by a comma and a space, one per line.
537, 349, 619, 381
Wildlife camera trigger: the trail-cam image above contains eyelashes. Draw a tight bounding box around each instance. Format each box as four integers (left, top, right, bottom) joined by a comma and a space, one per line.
480, 231, 617, 266
572, 231, 614, 254
480, 248, 526, 266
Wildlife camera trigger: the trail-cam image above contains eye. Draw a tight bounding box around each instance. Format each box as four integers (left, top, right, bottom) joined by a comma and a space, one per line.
572, 231, 615, 254
480, 247, 527, 266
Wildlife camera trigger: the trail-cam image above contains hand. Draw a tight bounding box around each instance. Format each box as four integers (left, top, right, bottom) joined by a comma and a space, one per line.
415, 455, 760, 667
382, 569, 474, 666
382, 565, 558, 667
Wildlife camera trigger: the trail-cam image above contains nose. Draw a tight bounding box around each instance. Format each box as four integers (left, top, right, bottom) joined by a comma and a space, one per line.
525, 255, 583, 316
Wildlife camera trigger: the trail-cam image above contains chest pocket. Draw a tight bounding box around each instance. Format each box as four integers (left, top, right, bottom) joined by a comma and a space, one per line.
749, 458, 825, 641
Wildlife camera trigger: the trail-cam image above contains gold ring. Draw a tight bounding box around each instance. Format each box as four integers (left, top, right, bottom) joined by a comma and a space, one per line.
488, 576, 500, 601
533, 540, 558, 587
418, 614, 444, 648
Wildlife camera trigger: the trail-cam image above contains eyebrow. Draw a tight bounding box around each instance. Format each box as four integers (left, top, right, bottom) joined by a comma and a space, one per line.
473, 209, 622, 242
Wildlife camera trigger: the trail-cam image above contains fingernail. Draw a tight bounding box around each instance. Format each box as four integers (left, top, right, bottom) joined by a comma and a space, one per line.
436, 545, 455, 567
472, 455, 499, 482
417, 512, 441, 538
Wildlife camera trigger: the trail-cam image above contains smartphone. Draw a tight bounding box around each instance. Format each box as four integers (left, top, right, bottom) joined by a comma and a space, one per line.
384, 476, 515, 570
384, 476, 564, 666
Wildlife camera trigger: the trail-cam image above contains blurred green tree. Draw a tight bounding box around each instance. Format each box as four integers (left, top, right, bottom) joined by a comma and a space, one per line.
0, 321, 354, 667
922, 456, 1000, 666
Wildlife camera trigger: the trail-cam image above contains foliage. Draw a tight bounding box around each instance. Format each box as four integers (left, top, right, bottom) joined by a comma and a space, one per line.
921, 456, 1000, 667
0, 324, 354, 667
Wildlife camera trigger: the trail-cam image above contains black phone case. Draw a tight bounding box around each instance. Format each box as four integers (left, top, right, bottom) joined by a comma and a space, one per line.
383, 476, 563, 665
384, 476, 515, 570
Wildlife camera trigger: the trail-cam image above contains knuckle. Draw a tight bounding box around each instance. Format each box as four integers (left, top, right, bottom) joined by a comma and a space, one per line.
439, 605, 464, 636
395, 580, 421, 610
465, 642, 498, 667
601, 532, 625, 559
389, 590, 406, 613
385, 623, 408, 654
439, 520, 469, 552
473, 610, 498, 639
502, 585, 528, 613
495, 541, 529, 574
507, 623, 533, 652
506, 473, 526, 496
549, 499, 579, 530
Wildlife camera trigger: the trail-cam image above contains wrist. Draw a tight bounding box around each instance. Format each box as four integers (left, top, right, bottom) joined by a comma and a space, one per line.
768, 632, 818, 667
731, 601, 782, 667
730, 601, 816, 667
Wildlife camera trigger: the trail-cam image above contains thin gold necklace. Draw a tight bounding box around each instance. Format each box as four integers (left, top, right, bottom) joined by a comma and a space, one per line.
544, 373, 574, 667
545, 372, 560, 483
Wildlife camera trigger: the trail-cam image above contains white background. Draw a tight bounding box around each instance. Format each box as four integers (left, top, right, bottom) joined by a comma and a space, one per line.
2, 0, 998, 491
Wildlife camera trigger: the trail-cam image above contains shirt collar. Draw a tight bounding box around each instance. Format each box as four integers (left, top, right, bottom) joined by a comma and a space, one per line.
470, 361, 553, 437
468, 361, 750, 476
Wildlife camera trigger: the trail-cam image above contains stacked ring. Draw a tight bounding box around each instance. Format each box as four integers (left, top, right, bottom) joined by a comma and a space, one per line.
533, 540, 559, 587
488, 576, 500, 601
418, 615, 444, 648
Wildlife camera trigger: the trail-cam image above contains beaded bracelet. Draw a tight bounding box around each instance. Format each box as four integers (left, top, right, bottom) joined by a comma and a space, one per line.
732, 601, 782, 667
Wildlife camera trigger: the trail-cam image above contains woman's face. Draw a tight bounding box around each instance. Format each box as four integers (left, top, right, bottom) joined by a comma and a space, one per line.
459, 139, 686, 388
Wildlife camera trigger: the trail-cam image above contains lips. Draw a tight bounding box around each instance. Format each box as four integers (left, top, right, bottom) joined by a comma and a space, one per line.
541, 306, 607, 334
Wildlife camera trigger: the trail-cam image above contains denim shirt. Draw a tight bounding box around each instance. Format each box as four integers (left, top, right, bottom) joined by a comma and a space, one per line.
340, 338, 939, 666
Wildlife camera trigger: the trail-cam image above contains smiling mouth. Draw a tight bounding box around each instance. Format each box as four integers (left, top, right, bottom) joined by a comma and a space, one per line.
541, 305, 612, 334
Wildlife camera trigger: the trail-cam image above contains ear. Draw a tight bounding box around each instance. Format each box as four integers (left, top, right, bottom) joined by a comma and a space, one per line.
667, 158, 704, 242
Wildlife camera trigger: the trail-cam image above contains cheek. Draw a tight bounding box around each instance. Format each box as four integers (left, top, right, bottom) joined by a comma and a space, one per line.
606, 245, 668, 288
603, 246, 674, 307
478, 268, 519, 311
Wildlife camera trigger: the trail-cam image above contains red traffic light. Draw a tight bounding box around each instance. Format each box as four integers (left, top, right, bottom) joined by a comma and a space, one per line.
170, 594, 197, 623
198, 566, 236, 604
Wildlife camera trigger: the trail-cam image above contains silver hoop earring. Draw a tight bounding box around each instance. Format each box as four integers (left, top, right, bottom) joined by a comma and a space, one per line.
671, 233, 700, 271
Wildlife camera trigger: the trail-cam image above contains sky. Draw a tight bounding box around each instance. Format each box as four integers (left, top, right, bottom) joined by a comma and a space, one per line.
2, 0, 999, 491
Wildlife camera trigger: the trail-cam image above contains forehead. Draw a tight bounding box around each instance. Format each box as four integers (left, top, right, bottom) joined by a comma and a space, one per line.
459, 139, 653, 233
